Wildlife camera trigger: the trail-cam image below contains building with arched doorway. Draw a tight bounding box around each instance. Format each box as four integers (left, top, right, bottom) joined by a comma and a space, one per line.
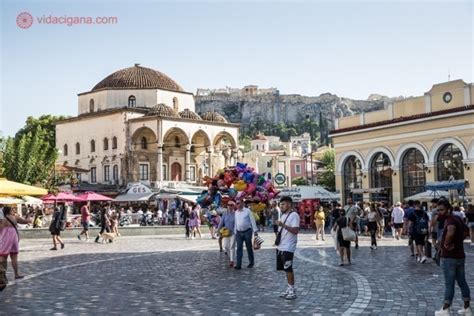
330, 79, 474, 205
55, 64, 239, 188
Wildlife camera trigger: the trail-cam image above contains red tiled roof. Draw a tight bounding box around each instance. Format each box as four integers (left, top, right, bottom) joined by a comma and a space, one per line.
330, 104, 474, 135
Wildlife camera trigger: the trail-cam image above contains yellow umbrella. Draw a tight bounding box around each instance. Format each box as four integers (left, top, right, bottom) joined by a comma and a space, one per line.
0, 178, 48, 196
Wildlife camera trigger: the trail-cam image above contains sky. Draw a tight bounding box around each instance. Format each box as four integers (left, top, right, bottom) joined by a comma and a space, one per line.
1, 0, 472, 136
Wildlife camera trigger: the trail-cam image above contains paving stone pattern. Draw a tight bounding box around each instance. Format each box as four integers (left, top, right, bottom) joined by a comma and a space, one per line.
1, 232, 473, 315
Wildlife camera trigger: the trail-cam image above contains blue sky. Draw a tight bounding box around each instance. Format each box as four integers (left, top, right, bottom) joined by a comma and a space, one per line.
1, 0, 472, 136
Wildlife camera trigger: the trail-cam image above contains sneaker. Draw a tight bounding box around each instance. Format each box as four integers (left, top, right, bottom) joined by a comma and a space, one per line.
279, 289, 290, 298
61, 243, 65, 249
434, 307, 451, 315
50, 247, 57, 251
77, 235, 81, 240
373, 246, 377, 250
458, 307, 472, 315
370, 246, 374, 250
285, 289, 297, 300
420, 256, 427, 264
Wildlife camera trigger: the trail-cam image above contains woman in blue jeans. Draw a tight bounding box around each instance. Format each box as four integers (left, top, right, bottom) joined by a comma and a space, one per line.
435, 199, 471, 316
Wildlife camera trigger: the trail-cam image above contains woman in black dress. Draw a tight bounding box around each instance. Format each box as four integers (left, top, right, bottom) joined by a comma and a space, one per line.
333, 209, 351, 266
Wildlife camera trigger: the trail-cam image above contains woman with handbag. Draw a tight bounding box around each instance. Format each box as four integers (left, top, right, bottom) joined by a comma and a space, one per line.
0, 206, 32, 291
333, 209, 352, 266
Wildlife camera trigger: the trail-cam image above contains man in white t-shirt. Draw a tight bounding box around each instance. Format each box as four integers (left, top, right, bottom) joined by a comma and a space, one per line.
275, 196, 300, 300
391, 202, 405, 240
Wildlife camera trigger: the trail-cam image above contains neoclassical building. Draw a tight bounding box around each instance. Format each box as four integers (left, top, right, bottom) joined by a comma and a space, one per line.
330, 79, 474, 204
55, 64, 240, 187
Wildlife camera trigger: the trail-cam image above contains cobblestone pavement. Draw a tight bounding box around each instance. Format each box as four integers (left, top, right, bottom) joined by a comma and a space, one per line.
1, 231, 473, 315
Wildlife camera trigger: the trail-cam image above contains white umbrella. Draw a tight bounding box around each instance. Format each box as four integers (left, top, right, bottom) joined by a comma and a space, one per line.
22, 195, 43, 205
404, 190, 449, 202
0, 196, 24, 204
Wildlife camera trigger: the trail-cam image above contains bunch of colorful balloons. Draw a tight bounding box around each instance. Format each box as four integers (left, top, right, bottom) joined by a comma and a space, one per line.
196, 162, 280, 212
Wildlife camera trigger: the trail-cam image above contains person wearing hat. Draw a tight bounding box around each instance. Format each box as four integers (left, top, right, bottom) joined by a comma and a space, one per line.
217, 201, 237, 267
275, 196, 300, 300
391, 202, 405, 240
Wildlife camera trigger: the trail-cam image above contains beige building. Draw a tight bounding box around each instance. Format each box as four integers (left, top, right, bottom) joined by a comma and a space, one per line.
330, 79, 474, 205
56, 64, 239, 188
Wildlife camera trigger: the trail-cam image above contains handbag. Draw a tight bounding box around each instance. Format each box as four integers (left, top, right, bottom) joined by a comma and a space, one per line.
219, 227, 231, 237
341, 219, 356, 241
275, 211, 293, 246
253, 235, 264, 250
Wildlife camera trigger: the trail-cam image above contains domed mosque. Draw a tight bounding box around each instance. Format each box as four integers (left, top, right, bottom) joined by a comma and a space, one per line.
55, 64, 239, 190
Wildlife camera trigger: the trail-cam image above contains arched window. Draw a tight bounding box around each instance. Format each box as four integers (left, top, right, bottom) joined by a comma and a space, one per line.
174, 136, 180, 148
89, 99, 94, 112
402, 149, 426, 198
113, 165, 119, 181
172, 97, 179, 111
103, 138, 109, 151
112, 137, 117, 149
369, 152, 392, 204
141, 137, 147, 149
63, 144, 68, 156
90, 140, 96, 153
343, 156, 363, 204
128, 95, 136, 107
75, 142, 80, 155
437, 144, 464, 181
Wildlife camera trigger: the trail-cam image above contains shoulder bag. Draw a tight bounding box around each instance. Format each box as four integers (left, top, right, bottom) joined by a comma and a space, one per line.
341, 218, 356, 241
274, 211, 293, 246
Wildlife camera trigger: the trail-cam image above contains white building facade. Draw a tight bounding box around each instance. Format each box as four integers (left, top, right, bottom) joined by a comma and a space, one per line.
56, 64, 240, 188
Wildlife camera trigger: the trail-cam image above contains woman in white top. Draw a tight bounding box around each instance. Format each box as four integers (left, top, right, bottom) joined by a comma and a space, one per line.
367, 203, 379, 250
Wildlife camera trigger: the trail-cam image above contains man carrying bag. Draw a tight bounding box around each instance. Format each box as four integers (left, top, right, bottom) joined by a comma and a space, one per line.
275, 196, 300, 300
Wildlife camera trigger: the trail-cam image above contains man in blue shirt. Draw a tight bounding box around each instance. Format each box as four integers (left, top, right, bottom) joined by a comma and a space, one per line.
233, 201, 258, 270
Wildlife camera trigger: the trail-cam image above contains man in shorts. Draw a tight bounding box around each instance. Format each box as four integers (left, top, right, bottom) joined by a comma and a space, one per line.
391, 202, 405, 240
275, 196, 300, 300
78, 202, 91, 241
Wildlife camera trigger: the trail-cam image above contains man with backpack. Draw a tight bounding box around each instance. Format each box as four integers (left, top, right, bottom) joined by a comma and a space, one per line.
435, 198, 471, 316
408, 200, 429, 263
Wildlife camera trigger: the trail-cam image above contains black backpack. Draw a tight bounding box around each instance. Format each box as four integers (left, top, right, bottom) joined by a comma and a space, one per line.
414, 212, 428, 235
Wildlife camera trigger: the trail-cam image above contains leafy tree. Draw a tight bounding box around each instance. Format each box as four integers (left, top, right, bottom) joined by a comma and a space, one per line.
3, 115, 66, 188
239, 135, 252, 153
0, 136, 6, 176
317, 148, 336, 191
291, 176, 308, 186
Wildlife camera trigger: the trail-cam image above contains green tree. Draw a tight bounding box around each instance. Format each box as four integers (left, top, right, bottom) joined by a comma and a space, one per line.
0, 136, 6, 176
239, 135, 252, 153
317, 148, 336, 191
3, 115, 66, 188
291, 176, 308, 186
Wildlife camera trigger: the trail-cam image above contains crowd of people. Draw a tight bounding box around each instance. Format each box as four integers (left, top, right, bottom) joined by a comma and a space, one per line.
1, 196, 473, 313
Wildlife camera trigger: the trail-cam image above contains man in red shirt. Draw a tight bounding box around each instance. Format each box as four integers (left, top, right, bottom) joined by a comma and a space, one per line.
435, 198, 471, 316
77, 202, 91, 241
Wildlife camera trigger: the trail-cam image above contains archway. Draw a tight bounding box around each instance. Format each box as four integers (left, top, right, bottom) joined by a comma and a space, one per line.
171, 162, 182, 181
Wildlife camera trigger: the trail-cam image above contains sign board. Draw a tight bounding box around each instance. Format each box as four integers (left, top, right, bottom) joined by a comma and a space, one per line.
128, 184, 152, 194
279, 186, 339, 202
274, 173, 286, 185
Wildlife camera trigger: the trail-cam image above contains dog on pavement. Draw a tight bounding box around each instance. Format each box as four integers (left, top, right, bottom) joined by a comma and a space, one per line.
100, 232, 117, 243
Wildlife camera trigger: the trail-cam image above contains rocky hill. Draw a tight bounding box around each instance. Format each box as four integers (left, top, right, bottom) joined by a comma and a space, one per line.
195, 91, 401, 134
